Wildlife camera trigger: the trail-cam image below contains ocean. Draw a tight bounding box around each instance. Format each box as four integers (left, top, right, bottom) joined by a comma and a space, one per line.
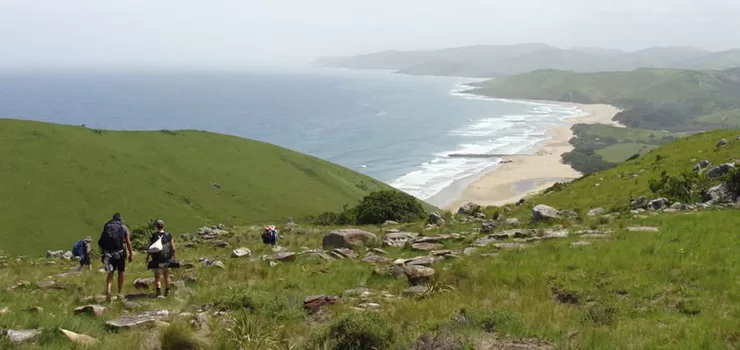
0, 67, 580, 205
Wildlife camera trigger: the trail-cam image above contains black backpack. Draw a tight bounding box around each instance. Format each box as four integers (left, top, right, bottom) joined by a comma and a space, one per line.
98, 220, 124, 252
150, 232, 174, 261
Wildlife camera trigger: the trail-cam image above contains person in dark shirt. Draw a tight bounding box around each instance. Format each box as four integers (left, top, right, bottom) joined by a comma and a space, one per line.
146, 219, 177, 298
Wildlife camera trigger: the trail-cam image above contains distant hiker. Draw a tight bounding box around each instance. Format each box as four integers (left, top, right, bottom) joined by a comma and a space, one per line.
73, 236, 93, 272
97, 213, 134, 302
261, 225, 278, 246
146, 219, 178, 298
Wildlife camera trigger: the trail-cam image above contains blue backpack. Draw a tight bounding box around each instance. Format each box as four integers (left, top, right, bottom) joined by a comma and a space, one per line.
72, 240, 84, 257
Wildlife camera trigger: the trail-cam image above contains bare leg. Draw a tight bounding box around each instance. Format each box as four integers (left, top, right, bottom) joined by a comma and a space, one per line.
106, 272, 114, 301
154, 270, 162, 289
164, 268, 171, 295
117, 271, 125, 296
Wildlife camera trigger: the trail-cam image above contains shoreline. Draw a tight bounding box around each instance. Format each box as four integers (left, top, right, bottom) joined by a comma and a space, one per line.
441, 103, 622, 211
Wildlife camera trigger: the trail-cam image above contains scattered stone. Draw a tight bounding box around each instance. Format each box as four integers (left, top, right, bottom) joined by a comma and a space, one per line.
382, 220, 399, 225
134, 277, 155, 290
342, 287, 368, 297
105, 310, 170, 329
262, 252, 296, 262
560, 209, 578, 218
0, 329, 42, 343
362, 254, 392, 264
355, 302, 381, 310
74, 305, 106, 317
707, 182, 736, 204
403, 285, 430, 296
480, 222, 495, 233
475, 212, 487, 219
493, 243, 529, 250
213, 240, 230, 248
542, 229, 569, 239
631, 196, 649, 210
382, 232, 417, 247
59, 329, 99, 346
322, 229, 377, 250
505, 218, 520, 226
431, 249, 453, 257
411, 242, 444, 251
570, 241, 592, 247
693, 160, 711, 172
413, 235, 449, 244
457, 202, 481, 216
627, 226, 659, 232
404, 265, 435, 286
36, 280, 64, 290
716, 138, 728, 147
706, 163, 736, 179
532, 204, 560, 222
192, 312, 211, 335
373, 265, 406, 278
647, 198, 669, 211
371, 248, 388, 255
231, 248, 252, 258
405, 255, 444, 266
200, 259, 225, 269
333, 248, 358, 259
428, 212, 445, 226
670, 202, 688, 211
303, 295, 340, 312
587, 208, 605, 217
27, 306, 43, 313
462, 247, 478, 256
580, 233, 610, 239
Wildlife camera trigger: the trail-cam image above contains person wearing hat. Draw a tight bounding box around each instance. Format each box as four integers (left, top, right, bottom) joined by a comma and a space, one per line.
145, 219, 177, 298
77, 236, 93, 271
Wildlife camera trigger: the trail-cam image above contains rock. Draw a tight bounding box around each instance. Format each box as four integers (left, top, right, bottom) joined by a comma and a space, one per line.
707, 183, 735, 203
180, 233, 193, 241
303, 295, 340, 312
716, 138, 728, 147
211, 260, 226, 269
231, 248, 252, 258
587, 208, 605, 217
382, 232, 416, 247
431, 250, 453, 257
627, 226, 659, 232
356, 302, 381, 310
362, 254, 392, 264
411, 243, 444, 251
560, 209, 578, 218
516, 198, 526, 206
693, 160, 711, 172
342, 287, 368, 297
406, 256, 444, 266
105, 310, 170, 329
60, 329, 99, 346
0, 329, 42, 343
45, 250, 65, 259
382, 220, 399, 225
373, 265, 406, 278
403, 285, 430, 296
192, 312, 211, 335
542, 229, 569, 239
134, 277, 155, 290
457, 202, 481, 216
570, 241, 592, 247
36, 280, 64, 290
322, 229, 377, 250
706, 163, 736, 179
532, 204, 560, 222
505, 218, 520, 226
73, 305, 106, 317
262, 252, 296, 262
27, 306, 43, 313
631, 196, 649, 210
480, 222, 495, 233
493, 243, 529, 250
371, 248, 388, 255
333, 248, 358, 259
647, 198, 669, 210
462, 247, 478, 256
670, 202, 688, 211
404, 265, 435, 286
427, 212, 445, 226
213, 240, 230, 248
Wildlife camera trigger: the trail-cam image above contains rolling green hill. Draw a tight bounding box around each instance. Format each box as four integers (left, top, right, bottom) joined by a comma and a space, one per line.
0, 119, 395, 254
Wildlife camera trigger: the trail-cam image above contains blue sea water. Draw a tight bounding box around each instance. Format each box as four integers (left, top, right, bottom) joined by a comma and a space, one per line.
0, 67, 580, 203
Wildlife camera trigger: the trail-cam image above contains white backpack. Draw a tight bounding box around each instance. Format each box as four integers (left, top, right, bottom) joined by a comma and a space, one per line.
148, 236, 163, 253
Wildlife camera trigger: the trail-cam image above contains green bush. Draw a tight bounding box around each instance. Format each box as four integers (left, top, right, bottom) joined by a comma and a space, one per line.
722, 168, 740, 195
648, 171, 710, 203
223, 311, 284, 350
354, 190, 426, 225
310, 312, 397, 350
129, 220, 156, 251
160, 322, 206, 350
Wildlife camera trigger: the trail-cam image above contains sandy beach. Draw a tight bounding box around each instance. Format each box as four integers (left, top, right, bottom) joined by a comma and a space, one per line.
444, 103, 622, 210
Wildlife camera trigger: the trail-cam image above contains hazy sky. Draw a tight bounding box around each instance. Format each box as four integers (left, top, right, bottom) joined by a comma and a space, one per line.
1, 0, 738, 68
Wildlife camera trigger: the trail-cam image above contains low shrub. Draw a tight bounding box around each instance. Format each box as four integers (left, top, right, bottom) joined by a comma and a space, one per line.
355, 190, 426, 225
160, 322, 206, 350
648, 171, 710, 203
310, 312, 397, 350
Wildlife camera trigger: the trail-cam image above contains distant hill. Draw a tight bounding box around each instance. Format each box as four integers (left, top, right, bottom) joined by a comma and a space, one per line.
0, 119, 395, 254
316, 44, 740, 77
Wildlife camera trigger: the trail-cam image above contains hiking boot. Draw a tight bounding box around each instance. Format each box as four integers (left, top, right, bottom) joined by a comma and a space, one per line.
157, 295, 165, 299
105, 293, 112, 303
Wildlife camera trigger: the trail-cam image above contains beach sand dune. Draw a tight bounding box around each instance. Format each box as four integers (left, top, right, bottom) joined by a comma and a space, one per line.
444, 103, 621, 210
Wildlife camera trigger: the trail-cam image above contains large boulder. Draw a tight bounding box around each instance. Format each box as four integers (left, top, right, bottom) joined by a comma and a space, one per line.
457, 202, 481, 216
716, 138, 728, 148
427, 212, 445, 226
532, 204, 560, 223
404, 266, 435, 286
706, 183, 736, 204
706, 163, 736, 179
382, 232, 417, 248
647, 198, 669, 211
322, 229, 377, 250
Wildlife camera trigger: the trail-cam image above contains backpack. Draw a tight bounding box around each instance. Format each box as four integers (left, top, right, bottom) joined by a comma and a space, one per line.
98, 220, 125, 252
72, 240, 84, 257
150, 232, 174, 262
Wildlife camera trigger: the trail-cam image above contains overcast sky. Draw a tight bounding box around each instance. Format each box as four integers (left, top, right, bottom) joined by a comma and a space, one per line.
1, 0, 739, 68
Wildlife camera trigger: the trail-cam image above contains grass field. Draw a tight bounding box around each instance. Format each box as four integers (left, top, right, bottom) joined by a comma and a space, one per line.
595, 143, 660, 163
0, 119, 395, 255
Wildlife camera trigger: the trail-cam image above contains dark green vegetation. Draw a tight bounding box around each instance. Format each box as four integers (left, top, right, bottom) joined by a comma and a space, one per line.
315, 44, 740, 78
1, 130, 738, 349
0, 119, 395, 255
309, 190, 427, 226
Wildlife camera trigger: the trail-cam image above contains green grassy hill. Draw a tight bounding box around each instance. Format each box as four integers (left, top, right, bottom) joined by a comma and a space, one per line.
0, 119, 395, 255
472, 68, 740, 131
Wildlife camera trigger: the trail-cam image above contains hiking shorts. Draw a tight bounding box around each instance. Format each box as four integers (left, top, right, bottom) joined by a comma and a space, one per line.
79, 255, 91, 266
102, 252, 126, 272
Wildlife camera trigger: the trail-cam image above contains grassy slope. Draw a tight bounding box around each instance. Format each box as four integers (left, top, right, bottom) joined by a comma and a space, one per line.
0, 119, 394, 255
596, 143, 660, 163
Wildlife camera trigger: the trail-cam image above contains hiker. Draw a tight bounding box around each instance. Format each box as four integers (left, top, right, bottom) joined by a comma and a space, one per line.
73, 236, 93, 271
146, 219, 177, 298
261, 225, 278, 246
98, 213, 134, 301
